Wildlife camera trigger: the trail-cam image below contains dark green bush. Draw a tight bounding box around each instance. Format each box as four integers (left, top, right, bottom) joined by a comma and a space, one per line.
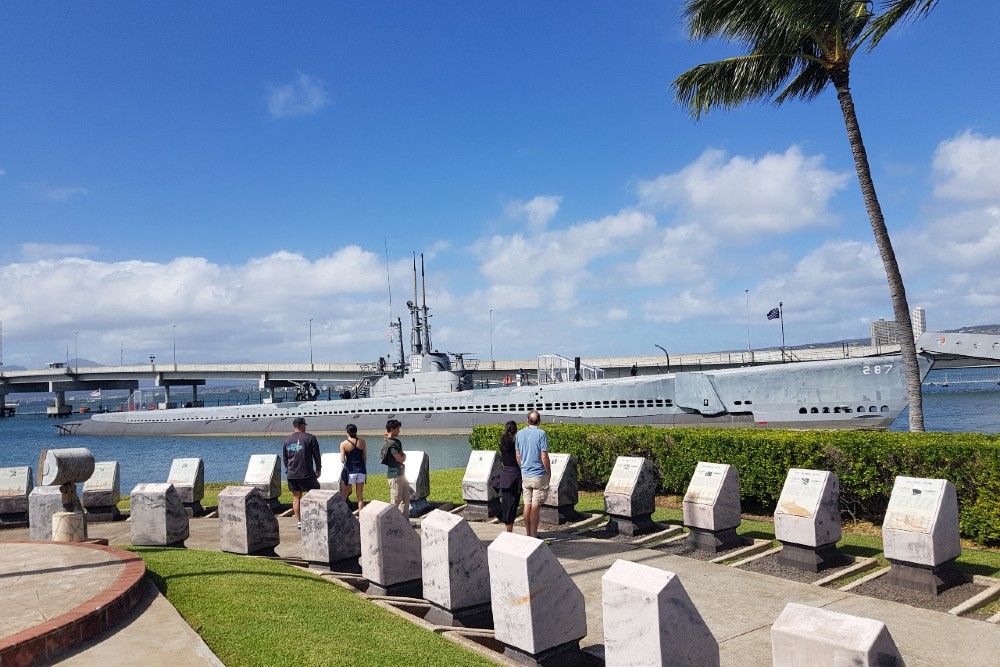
470, 424, 1000, 546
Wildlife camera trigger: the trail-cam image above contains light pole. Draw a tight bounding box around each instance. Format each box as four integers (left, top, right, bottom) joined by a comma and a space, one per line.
744, 289, 751, 357
489, 310, 494, 369
309, 319, 314, 369
172, 324, 177, 368
121, 344, 124, 366
74, 331, 79, 373
654, 344, 671, 373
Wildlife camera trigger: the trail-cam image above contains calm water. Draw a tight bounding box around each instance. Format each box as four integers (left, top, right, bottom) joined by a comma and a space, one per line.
2, 367, 998, 491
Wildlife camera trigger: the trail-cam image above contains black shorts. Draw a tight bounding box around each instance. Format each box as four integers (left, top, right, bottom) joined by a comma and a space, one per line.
287, 475, 320, 492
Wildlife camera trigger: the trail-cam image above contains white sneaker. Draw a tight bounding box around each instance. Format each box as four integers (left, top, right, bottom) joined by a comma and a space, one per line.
297, 521, 301, 529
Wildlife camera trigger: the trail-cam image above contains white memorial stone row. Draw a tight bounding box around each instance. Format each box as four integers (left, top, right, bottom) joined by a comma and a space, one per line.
0, 466, 33, 518
460, 450, 501, 520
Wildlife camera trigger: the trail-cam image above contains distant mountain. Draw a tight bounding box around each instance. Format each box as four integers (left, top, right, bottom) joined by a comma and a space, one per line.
0, 364, 27, 371
944, 324, 1000, 336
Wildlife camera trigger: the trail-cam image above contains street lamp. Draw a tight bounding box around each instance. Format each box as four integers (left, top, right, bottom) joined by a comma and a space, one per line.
120, 344, 124, 366
172, 324, 177, 368
744, 289, 752, 357
74, 331, 79, 373
309, 319, 314, 369
654, 344, 671, 373
489, 310, 494, 368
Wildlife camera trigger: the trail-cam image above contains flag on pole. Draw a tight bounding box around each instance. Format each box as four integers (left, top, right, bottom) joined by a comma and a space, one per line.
89, 389, 101, 398
766, 307, 780, 320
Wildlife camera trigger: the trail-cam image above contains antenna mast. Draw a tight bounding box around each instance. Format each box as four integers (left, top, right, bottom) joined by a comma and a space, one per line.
421, 254, 432, 353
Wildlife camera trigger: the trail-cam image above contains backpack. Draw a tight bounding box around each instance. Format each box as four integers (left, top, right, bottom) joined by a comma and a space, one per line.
380, 440, 396, 465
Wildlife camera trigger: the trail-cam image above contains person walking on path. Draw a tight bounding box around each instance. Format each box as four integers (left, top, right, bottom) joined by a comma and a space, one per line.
282, 417, 322, 529
495, 420, 522, 532
339, 423, 367, 510
515, 410, 550, 538
383, 419, 410, 517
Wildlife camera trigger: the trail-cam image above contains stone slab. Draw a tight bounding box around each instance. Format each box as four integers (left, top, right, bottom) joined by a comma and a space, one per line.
603, 456, 655, 518
130, 483, 190, 546
300, 489, 361, 565
602, 558, 719, 667
461, 450, 501, 504
360, 499, 422, 591
218, 485, 280, 555
243, 454, 281, 500
28, 486, 65, 541
404, 450, 430, 500
488, 531, 587, 656
683, 461, 741, 532
543, 453, 579, 509
317, 453, 345, 491
421, 509, 491, 613
774, 468, 841, 549
771, 602, 903, 667
167, 458, 205, 504
82, 461, 121, 509
882, 476, 961, 568
0, 465, 33, 515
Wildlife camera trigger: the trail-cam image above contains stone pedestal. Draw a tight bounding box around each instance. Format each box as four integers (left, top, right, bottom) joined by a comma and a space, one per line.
421, 509, 492, 628
130, 483, 190, 547
360, 499, 422, 597
0, 465, 32, 527
774, 469, 845, 572
603, 456, 657, 537
317, 453, 345, 491
488, 532, 587, 665
28, 486, 65, 541
301, 490, 361, 571
461, 450, 501, 521
602, 559, 719, 666
52, 511, 87, 543
82, 461, 122, 522
404, 450, 432, 517
881, 476, 962, 594
771, 603, 903, 667
167, 458, 205, 516
218, 485, 280, 556
540, 453, 582, 525
683, 461, 742, 552
244, 454, 282, 510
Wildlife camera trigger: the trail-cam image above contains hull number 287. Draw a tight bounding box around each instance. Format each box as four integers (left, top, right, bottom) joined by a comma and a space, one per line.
862, 364, 893, 375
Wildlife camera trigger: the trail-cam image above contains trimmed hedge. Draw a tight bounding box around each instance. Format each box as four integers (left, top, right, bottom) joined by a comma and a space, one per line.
470, 424, 1000, 546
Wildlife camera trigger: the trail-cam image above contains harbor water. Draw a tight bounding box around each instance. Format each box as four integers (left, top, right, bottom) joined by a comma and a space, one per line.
1, 368, 997, 493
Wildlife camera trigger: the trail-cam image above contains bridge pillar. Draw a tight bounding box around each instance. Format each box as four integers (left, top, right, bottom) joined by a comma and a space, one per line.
47, 391, 72, 418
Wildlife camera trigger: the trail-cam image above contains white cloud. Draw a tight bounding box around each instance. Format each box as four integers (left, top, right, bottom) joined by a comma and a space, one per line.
607, 308, 628, 321
20, 243, 99, 261
932, 131, 1000, 202
505, 195, 562, 232
637, 147, 849, 238
267, 72, 331, 119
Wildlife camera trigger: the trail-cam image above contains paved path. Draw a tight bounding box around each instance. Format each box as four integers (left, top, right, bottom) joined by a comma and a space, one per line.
3, 514, 1000, 666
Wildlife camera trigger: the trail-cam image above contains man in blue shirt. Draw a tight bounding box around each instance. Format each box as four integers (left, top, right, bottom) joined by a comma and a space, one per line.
515, 410, 551, 538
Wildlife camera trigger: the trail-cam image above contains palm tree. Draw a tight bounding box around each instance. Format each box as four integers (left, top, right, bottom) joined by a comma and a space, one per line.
672, 0, 940, 431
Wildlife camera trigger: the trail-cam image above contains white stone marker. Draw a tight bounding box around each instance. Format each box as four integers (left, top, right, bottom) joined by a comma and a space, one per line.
28, 486, 64, 540
360, 499, 422, 597
602, 559, 719, 667
404, 450, 432, 516
774, 468, 845, 572
882, 476, 963, 594
604, 456, 658, 536
218, 485, 280, 556
82, 461, 121, 522
301, 489, 361, 570
317, 453, 345, 491
771, 602, 903, 667
130, 483, 190, 546
167, 458, 205, 516
540, 453, 581, 525
421, 509, 492, 628
0, 465, 33, 524
488, 531, 587, 663
683, 461, 742, 552
244, 454, 282, 508
52, 511, 87, 543
461, 450, 501, 520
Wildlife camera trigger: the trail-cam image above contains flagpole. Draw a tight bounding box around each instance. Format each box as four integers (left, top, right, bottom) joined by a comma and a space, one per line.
779, 301, 786, 362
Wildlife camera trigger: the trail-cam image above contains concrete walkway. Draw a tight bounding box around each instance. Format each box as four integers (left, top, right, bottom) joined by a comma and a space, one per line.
3, 514, 1000, 666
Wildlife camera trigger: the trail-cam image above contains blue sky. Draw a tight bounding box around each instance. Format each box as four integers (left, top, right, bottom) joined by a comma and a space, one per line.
1, 1, 999, 369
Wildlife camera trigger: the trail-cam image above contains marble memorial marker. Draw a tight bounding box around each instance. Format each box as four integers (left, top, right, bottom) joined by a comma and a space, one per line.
774, 468, 844, 572
771, 603, 903, 667
602, 559, 719, 667
488, 531, 587, 661
317, 453, 345, 491
603, 456, 657, 536
301, 489, 361, 569
683, 461, 742, 552
541, 453, 581, 524
404, 450, 432, 516
461, 450, 501, 520
218, 485, 280, 556
421, 509, 492, 627
28, 486, 64, 540
881, 476, 962, 594
244, 454, 282, 503
360, 499, 422, 597
167, 458, 205, 510
0, 465, 33, 517
82, 461, 121, 522
130, 483, 190, 546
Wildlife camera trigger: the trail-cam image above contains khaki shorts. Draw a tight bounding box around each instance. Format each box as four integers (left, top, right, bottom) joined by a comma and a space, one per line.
522, 475, 550, 505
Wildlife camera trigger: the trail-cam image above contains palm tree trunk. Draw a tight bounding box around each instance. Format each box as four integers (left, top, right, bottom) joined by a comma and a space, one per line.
833, 74, 925, 431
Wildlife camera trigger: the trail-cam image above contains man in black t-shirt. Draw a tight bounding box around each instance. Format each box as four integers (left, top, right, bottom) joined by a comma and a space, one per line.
282, 417, 322, 528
